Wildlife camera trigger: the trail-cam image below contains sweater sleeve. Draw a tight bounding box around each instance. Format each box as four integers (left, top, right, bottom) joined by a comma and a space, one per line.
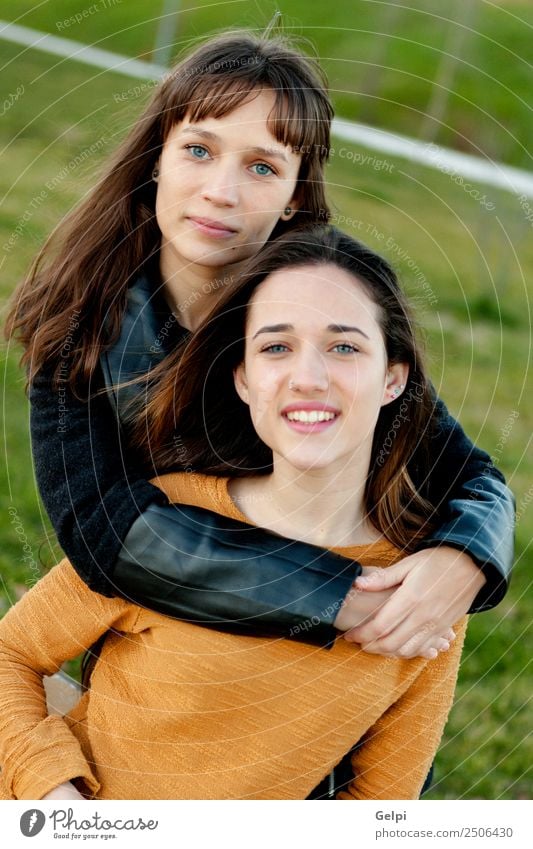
0, 561, 136, 800
338, 617, 468, 800
410, 394, 515, 611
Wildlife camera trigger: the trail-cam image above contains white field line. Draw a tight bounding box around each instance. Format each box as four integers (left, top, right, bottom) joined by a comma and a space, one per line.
1, 18, 532, 198
332, 118, 533, 198
0, 18, 165, 79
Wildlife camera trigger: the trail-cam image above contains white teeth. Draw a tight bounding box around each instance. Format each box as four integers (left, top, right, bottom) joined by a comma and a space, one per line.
286, 410, 336, 423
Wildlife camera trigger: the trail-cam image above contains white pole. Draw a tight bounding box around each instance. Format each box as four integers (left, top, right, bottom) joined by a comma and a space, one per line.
154, 0, 182, 67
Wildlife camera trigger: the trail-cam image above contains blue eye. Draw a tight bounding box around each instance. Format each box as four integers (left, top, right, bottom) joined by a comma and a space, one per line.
261, 343, 289, 353
185, 144, 210, 159
332, 343, 359, 354
252, 163, 275, 176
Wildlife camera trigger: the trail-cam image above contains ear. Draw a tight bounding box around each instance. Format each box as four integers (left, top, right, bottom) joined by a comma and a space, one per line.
233, 362, 249, 405
382, 363, 410, 406
279, 188, 301, 221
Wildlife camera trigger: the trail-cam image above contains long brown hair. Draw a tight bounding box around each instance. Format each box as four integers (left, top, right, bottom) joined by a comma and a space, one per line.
5, 31, 333, 393
137, 225, 438, 551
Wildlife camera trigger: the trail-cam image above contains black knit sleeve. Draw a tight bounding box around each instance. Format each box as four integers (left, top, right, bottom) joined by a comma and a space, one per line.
30, 364, 167, 596
408, 395, 514, 611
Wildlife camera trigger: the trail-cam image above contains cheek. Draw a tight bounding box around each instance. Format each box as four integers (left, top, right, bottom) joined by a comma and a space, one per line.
247, 189, 289, 230
157, 161, 194, 203
340, 363, 386, 410
245, 215, 277, 241
155, 183, 176, 223
246, 366, 282, 424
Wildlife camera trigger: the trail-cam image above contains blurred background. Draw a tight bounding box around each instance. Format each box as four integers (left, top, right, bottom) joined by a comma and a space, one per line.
0, 0, 531, 799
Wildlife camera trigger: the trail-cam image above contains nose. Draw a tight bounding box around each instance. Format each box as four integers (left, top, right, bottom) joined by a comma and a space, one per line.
289, 347, 329, 394
201, 156, 240, 207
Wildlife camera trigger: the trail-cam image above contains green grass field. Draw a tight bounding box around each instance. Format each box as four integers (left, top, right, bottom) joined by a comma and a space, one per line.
0, 0, 531, 800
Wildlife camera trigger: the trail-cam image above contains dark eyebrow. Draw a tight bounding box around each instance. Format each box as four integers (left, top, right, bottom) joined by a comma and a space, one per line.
249, 146, 288, 163
253, 324, 293, 339
252, 323, 370, 340
179, 128, 288, 162
327, 324, 370, 340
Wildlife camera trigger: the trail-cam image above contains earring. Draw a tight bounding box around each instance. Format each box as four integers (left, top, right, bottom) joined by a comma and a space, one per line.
284, 207, 292, 216
152, 167, 159, 181
390, 384, 405, 398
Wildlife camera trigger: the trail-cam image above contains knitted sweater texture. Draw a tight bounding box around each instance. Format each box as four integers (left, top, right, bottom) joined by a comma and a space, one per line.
0, 473, 467, 800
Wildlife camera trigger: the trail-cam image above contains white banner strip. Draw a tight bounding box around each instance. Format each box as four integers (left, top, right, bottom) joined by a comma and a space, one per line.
1, 799, 529, 848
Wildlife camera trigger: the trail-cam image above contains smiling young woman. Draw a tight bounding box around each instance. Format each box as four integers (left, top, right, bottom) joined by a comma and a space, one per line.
233, 264, 405, 485
227, 263, 407, 550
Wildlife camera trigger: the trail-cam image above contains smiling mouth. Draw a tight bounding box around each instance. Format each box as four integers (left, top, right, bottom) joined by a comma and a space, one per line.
282, 408, 340, 432
285, 410, 337, 423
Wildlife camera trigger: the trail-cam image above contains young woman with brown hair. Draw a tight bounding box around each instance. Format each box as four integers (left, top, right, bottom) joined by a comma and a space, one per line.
0, 226, 473, 799
5, 31, 513, 666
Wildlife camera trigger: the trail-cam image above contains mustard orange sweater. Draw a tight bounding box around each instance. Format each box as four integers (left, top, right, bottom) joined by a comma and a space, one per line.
0, 473, 467, 800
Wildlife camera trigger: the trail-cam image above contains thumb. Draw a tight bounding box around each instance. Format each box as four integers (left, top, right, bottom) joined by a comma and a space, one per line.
354, 561, 410, 591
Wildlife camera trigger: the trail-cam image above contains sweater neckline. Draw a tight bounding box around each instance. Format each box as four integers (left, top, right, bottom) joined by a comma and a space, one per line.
212, 476, 401, 560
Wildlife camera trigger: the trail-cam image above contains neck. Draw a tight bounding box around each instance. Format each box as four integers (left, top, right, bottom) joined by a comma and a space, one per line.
230, 450, 381, 548
159, 243, 246, 331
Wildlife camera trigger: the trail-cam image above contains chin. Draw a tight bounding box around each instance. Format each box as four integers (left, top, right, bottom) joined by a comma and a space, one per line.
180, 246, 230, 267
285, 454, 334, 472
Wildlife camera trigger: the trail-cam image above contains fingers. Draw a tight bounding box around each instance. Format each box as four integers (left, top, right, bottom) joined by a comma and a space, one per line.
416, 630, 456, 659
354, 560, 410, 592
345, 548, 468, 659
345, 587, 418, 646
418, 638, 450, 660
334, 580, 397, 633
351, 626, 457, 660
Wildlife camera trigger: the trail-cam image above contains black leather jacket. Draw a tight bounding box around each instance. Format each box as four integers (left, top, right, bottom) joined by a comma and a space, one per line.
30, 272, 515, 645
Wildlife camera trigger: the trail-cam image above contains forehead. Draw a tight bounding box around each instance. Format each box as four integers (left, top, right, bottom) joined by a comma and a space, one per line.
247, 264, 382, 331
165, 89, 299, 156
162, 71, 328, 155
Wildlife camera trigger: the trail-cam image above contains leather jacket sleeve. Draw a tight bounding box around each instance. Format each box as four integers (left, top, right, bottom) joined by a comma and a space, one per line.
112, 504, 357, 642
408, 395, 515, 611
29, 363, 356, 645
